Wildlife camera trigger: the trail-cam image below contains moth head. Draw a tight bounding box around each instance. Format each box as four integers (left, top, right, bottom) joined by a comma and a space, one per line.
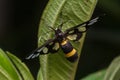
55, 28, 64, 42
49, 26, 64, 42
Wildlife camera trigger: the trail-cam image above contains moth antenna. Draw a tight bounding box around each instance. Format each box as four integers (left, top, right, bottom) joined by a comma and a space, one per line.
41, 18, 55, 31
58, 22, 64, 30
49, 26, 56, 32
58, 20, 73, 29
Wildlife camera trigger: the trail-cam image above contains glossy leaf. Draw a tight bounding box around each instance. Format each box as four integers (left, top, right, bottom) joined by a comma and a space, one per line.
0, 49, 21, 80
7, 52, 34, 80
104, 56, 120, 80
0, 49, 34, 80
81, 69, 106, 80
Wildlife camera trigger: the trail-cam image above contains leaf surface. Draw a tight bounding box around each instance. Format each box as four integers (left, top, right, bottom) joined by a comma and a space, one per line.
0, 49, 21, 80
7, 52, 34, 80
81, 69, 106, 80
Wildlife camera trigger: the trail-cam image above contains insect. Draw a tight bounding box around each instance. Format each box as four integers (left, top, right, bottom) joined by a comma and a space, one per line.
25, 17, 99, 62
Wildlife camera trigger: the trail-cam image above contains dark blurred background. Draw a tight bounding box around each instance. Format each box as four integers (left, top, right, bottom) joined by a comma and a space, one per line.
0, 0, 120, 79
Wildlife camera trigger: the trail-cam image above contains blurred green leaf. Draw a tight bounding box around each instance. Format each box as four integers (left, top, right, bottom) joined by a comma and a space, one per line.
0, 49, 34, 80
37, 0, 98, 80
7, 52, 34, 80
104, 56, 120, 80
81, 69, 106, 80
37, 68, 43, 80
0, 49, 21, 80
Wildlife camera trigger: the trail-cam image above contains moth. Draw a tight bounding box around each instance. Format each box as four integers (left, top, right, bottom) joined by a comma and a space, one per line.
25, 17, 99, 62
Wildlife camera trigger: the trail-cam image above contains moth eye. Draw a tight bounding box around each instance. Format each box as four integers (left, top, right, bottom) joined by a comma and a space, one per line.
43, 47, 48, 54
67, 34, 77, 40
52, 42, 59, 50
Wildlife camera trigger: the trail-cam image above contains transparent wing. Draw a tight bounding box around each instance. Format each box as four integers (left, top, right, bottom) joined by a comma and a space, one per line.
25, 39, 60, 60
65, 17, 99, 41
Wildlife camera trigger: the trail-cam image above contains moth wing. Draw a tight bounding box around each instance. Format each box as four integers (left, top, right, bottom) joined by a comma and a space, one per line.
50, 42, 60, 53
66, 29, 83, 41
25, 39, 59, 60
65, 17, 99, 41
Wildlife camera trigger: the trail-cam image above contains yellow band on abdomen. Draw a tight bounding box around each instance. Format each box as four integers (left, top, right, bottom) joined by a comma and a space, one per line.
65, 48, 76, 57
61, 40, 67, 45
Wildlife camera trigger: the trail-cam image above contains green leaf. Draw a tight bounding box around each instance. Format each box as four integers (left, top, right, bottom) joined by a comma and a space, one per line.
37, 68, 43, 80
81, 69, 106, 80
104, 56, 120, 80
7, 52, 34, 80
0, 49, 34, 80
37, 0, 98, 80
0, 49, 21, 80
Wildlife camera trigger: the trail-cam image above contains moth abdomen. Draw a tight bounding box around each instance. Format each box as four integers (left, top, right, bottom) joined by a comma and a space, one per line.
66, 51, 78, 62
60, 39, 78, 62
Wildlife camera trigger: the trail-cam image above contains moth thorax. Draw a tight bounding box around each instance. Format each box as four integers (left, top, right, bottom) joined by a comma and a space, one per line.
57, 34, 64, 43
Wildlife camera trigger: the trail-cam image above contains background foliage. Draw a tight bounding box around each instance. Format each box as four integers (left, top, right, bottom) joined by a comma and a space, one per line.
0, 0, 120, 80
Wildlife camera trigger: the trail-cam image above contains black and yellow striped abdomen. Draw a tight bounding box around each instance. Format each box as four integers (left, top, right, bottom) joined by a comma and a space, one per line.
60, 40, 78, 62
